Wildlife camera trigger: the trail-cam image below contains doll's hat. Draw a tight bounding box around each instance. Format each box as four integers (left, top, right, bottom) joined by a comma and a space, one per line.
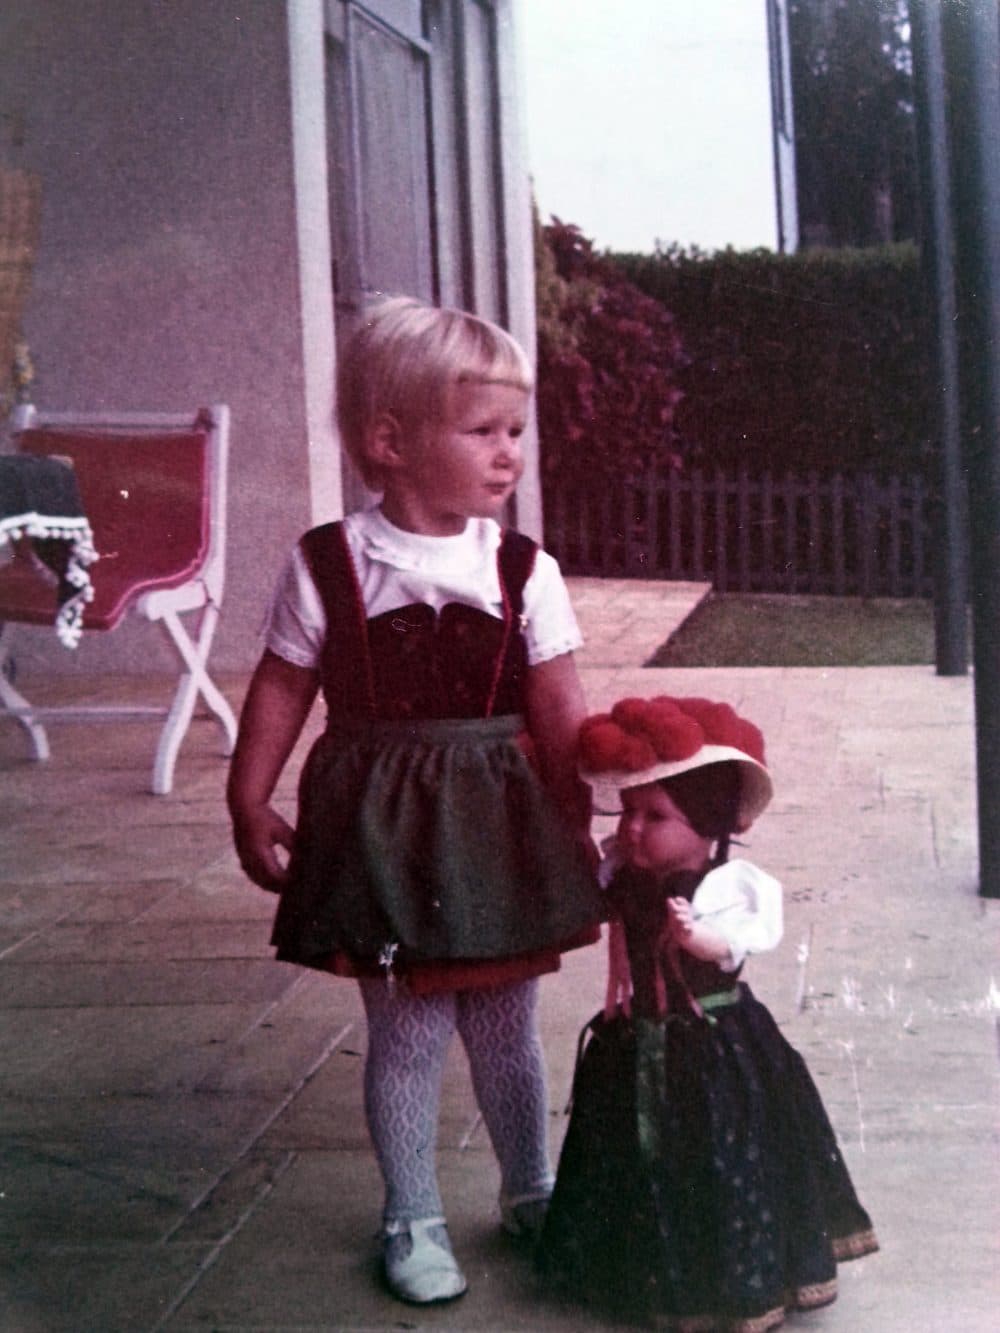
577, 695, 773, 829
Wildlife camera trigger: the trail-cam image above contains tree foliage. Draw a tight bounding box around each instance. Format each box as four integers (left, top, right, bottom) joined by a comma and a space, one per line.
789, 0, 918, 247
533, 214, 687, 485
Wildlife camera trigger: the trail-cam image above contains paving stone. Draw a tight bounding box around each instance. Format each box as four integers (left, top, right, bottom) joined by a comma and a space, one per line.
0, 958, 296, 1009
6, 1244, 213, 1333
1, 586, 998, 1331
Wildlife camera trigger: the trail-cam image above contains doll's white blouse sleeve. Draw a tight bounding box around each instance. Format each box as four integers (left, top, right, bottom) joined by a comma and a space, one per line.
691, 859, 784, 972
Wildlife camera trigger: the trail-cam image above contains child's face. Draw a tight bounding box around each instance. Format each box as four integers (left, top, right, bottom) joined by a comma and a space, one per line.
386, 381, 528, 536
616, 782, 712, 876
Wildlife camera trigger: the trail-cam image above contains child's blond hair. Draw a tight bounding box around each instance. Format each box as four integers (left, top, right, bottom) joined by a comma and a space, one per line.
337, 296, 534, 489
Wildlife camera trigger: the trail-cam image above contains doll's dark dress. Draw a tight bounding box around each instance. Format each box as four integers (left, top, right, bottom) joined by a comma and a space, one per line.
536, 862, 878, 1332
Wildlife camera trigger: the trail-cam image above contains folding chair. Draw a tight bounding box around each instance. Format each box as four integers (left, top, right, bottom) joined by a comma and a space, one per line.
0, 404, 238, 793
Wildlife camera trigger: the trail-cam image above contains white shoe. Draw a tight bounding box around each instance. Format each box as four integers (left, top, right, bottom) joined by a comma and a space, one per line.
382, 1216, 467, 1304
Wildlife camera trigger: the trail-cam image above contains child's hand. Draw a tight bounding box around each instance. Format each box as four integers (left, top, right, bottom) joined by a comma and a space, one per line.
232, 804, 295, 892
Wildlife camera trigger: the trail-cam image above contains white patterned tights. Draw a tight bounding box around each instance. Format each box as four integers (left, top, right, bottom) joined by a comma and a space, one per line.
358, 976, 554, 1226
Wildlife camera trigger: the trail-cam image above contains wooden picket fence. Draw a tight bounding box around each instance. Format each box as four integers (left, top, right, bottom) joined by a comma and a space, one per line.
545, 466, 936, 597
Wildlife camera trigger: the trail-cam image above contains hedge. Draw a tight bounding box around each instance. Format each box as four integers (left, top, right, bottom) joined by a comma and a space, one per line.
612, 243, 936, 479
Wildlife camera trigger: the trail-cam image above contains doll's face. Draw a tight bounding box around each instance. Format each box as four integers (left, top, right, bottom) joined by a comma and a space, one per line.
616, 782, 712, 875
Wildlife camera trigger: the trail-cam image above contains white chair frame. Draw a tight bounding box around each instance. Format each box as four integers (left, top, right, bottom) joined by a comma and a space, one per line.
0, 403, 238, 794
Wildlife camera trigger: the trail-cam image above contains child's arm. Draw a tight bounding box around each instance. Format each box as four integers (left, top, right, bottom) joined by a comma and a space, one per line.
524, 651, 592, 836
667, 897, 733, 963
227, 649, 319, 891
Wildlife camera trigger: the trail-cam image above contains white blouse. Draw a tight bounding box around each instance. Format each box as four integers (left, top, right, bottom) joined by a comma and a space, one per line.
265, 506, 583, 672
599, 848, 784, 972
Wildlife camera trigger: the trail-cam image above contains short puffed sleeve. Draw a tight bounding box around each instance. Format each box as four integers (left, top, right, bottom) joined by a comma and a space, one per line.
690, 859, 783, 972
521, 549, 584, 665
263, 545, 326, 670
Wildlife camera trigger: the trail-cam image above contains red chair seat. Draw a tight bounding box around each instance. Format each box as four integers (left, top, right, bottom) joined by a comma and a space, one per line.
0, 428, 210, 631
0, 404, 234, 794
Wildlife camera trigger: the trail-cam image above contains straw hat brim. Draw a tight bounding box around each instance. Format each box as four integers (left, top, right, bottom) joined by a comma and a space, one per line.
581, 743, 773, 826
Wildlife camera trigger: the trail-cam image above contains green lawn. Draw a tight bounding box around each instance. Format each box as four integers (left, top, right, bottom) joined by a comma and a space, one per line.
646, 593, 950, 668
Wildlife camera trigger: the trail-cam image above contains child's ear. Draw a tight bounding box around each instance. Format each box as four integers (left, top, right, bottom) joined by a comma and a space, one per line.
366, 413, 406, 471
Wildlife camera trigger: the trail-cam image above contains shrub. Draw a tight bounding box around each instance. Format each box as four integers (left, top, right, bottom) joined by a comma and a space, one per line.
534, 215, 688, 486
613, 242, 935, 478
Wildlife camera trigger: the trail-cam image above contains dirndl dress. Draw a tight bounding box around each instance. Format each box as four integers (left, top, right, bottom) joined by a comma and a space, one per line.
536, 864, 878, 1332
270, 520, 602, 992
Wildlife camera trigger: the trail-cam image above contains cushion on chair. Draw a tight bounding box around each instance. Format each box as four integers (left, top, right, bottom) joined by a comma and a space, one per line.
0, 428, 210, 631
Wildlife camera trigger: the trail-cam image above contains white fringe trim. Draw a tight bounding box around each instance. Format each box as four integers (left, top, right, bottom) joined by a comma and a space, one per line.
1, 512, 99, 648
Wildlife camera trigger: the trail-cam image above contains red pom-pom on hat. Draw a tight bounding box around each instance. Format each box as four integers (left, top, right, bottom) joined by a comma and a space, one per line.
578, 696, 704, 774
609, 697, 702, 762
730, 717, 766, 766
578, 715, 658, 772
672, 697, 766, 765
578, 694, 767, 776
578, 694, 772, 825
607, 699, 649, 730
672, 697, 733, 741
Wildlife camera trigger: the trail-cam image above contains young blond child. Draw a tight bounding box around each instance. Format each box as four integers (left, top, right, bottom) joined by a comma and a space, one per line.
537, 695, 878, 1331
227, 298, 601, 1305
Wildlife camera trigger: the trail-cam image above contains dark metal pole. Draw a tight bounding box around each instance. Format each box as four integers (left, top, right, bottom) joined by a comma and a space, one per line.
941, 0, 1000, 897
910, 0, 968, 676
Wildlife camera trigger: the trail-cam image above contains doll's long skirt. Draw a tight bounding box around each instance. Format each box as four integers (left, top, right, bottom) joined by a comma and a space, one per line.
536, 984, 878, 1332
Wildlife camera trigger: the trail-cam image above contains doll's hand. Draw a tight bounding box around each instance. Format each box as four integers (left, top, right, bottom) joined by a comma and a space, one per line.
667, 896, 695, 940
667, 896, 732, 963
232, 804, 295, 892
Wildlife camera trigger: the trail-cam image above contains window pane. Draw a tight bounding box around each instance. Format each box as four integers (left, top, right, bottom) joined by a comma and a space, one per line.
462, 0, 503, 321
354, 14, 435, 299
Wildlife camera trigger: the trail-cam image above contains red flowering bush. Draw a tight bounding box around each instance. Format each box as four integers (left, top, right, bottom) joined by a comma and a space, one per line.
534, 215, 687, 486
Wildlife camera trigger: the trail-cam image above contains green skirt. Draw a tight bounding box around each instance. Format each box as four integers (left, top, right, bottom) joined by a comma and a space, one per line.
271, 714, 602, 972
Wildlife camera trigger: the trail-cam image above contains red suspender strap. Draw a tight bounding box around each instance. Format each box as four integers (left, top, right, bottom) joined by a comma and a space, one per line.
483, 529, 537, 718
299, 521, 377, 719
497, 528, 538, 619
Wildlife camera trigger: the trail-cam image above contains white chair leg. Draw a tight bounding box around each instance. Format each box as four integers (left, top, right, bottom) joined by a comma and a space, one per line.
152, 604, 238, 794
0, 623, 50, 761
152, 667, 199, 796
167, 603, 238, 750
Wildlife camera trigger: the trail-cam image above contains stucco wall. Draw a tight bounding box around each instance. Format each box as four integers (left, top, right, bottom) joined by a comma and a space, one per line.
0, 0, 322, 674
